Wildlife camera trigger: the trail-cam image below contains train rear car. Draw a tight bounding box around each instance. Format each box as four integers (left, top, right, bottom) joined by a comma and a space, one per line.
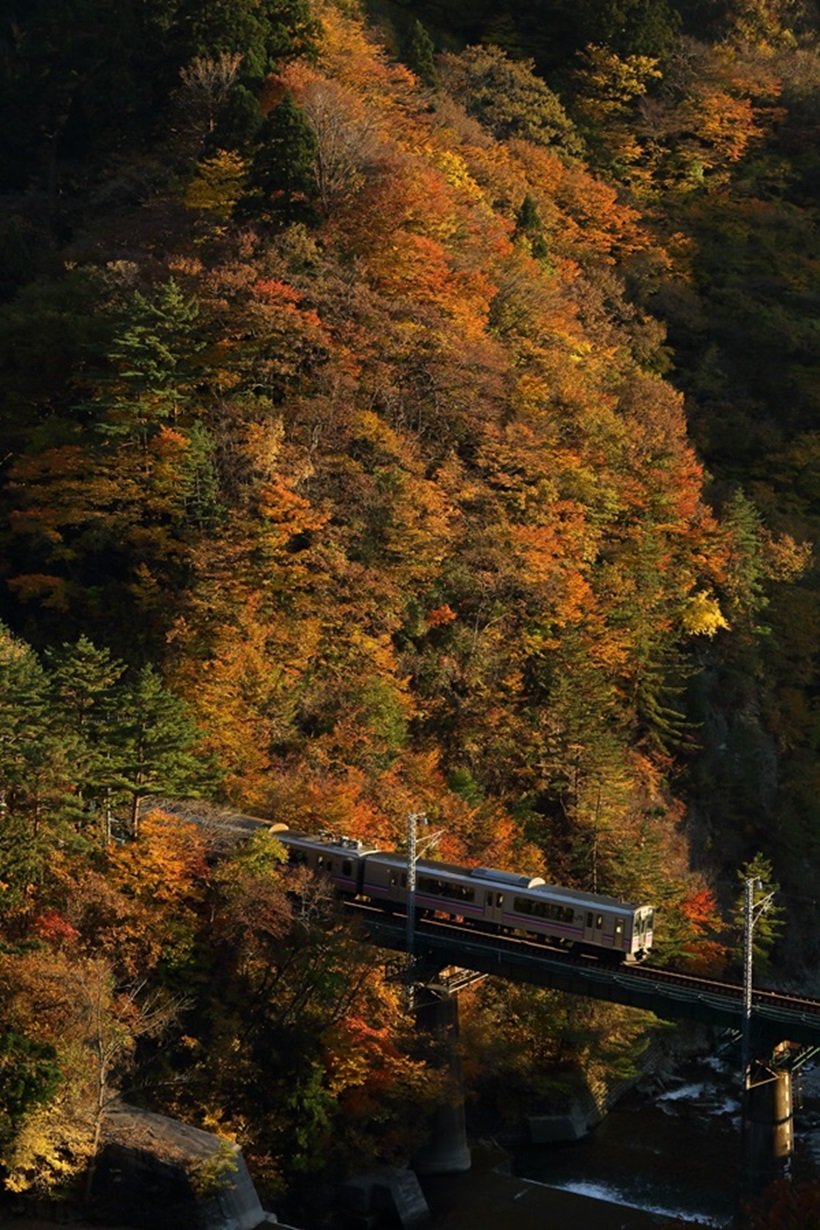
276, 831, 382, 897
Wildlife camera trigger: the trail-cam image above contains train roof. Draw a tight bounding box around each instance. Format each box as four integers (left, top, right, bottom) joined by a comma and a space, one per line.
471, 866, 546, 889
532, 883, 651, 913
365, 852, 546, 890
277, 830, 383, 856
361, 852, 650, 911
365, 852, 472, 877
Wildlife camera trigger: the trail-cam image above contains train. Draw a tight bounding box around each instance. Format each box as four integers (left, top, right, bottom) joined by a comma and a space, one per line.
273, 827, 655, 963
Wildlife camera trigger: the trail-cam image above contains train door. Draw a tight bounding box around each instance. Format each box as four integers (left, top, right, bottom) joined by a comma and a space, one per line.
583, 909, 605, 947
483, 889, 505, 929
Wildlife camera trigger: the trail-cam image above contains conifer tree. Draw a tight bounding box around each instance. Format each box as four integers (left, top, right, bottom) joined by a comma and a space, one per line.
514, 193, 549, 261
104, 279, 202, 446
247, 91, 319, 223
46, 636, 125, 731
45, 636, 126, 827
0, 625, 52, 822
403, 20, 439, 88
181, 0, 318, 82
731, 853, 786, 977
104, 665, 214, 839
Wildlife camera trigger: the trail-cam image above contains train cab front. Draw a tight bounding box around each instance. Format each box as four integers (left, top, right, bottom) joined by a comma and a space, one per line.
627, 906, 655, 962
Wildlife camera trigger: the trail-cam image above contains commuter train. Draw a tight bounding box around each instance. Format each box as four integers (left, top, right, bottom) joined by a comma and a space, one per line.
273, 828, 655, 963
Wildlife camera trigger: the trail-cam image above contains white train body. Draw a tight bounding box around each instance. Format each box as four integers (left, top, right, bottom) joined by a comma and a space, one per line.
273, 830, 654, 962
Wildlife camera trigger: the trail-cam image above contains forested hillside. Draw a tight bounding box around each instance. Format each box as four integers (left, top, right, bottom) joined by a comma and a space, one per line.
0, 0, 817, 1218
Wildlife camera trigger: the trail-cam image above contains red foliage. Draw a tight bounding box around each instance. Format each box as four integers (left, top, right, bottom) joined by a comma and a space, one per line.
32, 909, 80, 947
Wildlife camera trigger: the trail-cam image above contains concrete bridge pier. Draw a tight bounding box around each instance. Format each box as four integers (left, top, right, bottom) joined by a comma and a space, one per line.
412, 985, 471, 1175
742, 1061, 793, 1199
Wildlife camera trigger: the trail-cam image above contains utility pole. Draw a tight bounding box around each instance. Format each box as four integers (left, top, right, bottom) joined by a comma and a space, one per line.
741, 876, 776, 1090
741, 875, 755, 1095
406, 811, 421, 1004
405, 812, 443, 1009
740, 874, 776, 1200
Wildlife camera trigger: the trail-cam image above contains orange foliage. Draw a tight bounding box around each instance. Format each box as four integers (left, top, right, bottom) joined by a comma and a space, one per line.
106, 810, 209, 906
677, 888, 730, 975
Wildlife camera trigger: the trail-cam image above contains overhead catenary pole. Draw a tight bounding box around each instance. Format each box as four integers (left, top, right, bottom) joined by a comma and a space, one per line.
406, 810, 421, 1001
405, 812, 444, 1008
740, 874, 777, 1200
741, 875, 755, 1094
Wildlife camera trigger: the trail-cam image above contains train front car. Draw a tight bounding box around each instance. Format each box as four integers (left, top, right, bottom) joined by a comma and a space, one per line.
275, 831, 382, 898
632, 904, 655, 961
510, 883, 655, 962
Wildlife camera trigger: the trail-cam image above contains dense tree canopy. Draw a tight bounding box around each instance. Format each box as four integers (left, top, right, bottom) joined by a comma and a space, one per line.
0, 0, 818, 1218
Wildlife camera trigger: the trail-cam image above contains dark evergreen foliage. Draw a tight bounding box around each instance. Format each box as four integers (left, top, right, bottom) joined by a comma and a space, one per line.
246, 90, 319, 222
402, 19, 439, 87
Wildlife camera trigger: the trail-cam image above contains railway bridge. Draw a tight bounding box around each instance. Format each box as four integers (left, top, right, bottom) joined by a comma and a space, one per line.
347, 903, 820, 1195
349, 903, 820, 1048
156, 802, 819, 1198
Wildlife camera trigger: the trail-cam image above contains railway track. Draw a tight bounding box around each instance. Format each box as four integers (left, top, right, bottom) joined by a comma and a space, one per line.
345, 902, 820, 1036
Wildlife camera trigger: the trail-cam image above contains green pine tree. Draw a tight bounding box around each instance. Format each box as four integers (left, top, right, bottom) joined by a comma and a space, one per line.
105, 665, 215, 839
730, 853, 786, 978
514, 193, 549, 261
180, 0, 318, 82
101, 278, 205, 473
0, 624, 52, 821
45, 635, 126, 828
247, 90, 319, 223
403, 20, 439, 88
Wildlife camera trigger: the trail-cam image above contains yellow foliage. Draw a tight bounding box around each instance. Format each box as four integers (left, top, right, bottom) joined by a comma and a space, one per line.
183, 149, 247, 221
763, 531, 812, 581
2, 1089, 95, 1194
681, 590, 731, 637
433, 148, 484, 201
106, 810, 208, 906
574, 44, 663, 119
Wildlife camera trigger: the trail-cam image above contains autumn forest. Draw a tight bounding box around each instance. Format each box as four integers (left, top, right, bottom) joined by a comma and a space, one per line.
0, 0, 819, 1221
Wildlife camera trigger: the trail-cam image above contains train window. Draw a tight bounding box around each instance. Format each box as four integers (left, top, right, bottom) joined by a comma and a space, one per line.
523, 901, 576, 924
486, 892, 493, 907
497, 894, 504, 908
401, 872, 408, 888
343, 860, 352, 876
289, 850, 307, 865
615, 918, 623, 938
586, 912, 593, 928
596, 914, 603, 929
390, 873, 398, 887
316, 856, 324, 869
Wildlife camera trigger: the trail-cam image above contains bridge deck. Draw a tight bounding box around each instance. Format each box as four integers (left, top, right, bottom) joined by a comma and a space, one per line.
349, 907, 820, 1050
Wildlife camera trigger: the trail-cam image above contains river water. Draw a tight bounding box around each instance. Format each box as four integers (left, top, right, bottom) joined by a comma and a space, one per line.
513, 1053, 820, 1227
426, 1051, 820, 1229
514, 1056, 742, 1226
